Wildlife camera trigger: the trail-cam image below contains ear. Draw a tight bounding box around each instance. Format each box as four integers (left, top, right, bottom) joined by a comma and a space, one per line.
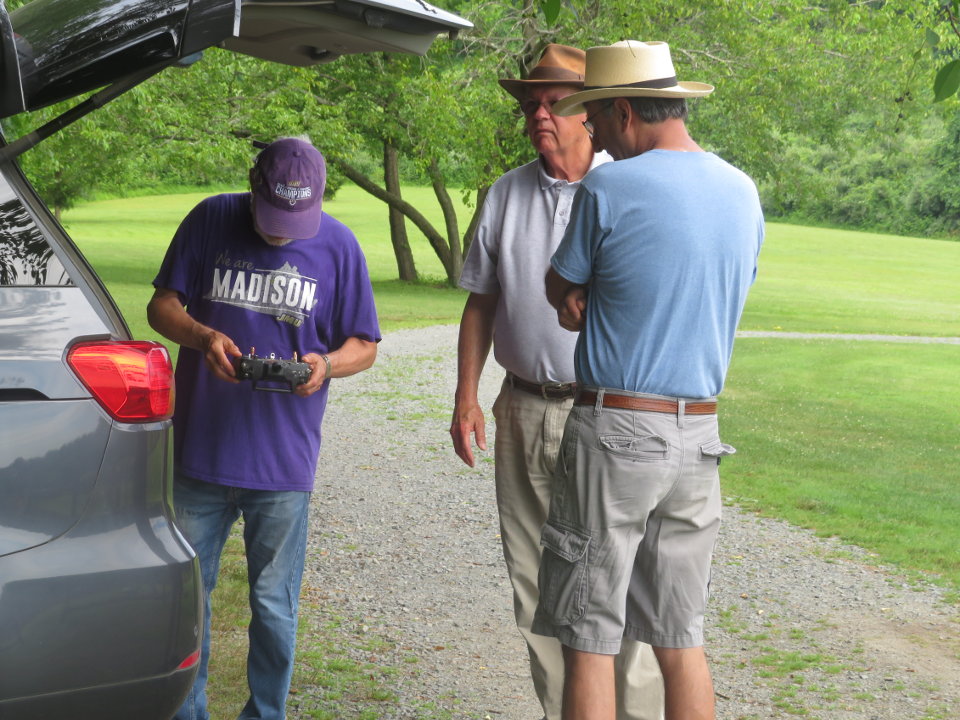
613, 97, 631, 127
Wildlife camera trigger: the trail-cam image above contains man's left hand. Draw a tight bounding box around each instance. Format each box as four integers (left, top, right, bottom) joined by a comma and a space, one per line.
558, 286, 587, 332
295, 352, 328, 397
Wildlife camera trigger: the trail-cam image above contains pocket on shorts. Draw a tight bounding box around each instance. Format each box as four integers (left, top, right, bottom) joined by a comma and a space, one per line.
598, 433, 669, 461
538, 522, 591, 626
700, 439, 737, 465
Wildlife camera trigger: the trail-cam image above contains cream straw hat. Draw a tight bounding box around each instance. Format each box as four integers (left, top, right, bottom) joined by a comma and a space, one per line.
552, 40, 713, 116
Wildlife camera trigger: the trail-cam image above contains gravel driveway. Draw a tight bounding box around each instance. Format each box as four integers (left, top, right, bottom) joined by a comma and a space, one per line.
296, 325, 959, 720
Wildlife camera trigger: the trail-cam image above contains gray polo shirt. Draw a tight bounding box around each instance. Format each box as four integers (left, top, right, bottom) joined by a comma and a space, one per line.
459, 153, 610, 384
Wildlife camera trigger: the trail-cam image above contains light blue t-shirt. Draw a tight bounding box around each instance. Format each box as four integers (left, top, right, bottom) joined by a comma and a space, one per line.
551, 150, 764, 398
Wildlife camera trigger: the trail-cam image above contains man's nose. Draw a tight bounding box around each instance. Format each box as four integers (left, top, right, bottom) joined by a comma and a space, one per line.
533, 101, 553, 119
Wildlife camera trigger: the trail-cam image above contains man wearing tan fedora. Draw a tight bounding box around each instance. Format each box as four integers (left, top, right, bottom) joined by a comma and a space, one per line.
450, 44, 664, 720
533, 41, 764, 720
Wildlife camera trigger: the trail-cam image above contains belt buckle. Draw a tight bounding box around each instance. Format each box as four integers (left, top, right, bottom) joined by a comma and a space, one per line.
541, 382, 567, 399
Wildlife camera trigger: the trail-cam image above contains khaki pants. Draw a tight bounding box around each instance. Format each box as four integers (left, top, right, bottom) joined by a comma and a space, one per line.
492, 380, 664, 720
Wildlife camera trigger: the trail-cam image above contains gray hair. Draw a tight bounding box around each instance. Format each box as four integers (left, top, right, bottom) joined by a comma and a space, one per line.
625, 97, 688, 123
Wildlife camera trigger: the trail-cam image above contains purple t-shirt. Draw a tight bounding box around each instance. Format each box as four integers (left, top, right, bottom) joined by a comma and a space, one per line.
153, 192, 381, 491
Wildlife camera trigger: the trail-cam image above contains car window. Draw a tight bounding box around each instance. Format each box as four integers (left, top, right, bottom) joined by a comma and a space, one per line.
1, 0, 212, 117
0, 178, 70, 286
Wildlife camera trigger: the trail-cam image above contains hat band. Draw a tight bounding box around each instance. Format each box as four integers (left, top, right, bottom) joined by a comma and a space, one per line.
583, 75, 678, 90
527, 66, 584, 82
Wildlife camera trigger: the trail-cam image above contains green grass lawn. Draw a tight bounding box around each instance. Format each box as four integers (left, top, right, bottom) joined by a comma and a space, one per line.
63, 183, 960, 340
741, 223, 960, 337
723, 339, 960, 587
60, 186, 960, 716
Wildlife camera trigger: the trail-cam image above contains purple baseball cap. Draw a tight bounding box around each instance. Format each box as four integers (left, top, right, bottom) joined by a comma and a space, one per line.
251, 138, 326, 240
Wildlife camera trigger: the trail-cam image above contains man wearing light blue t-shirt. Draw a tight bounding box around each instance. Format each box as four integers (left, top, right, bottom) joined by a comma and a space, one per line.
451, 44, 663, 720
533, 41, 763, 720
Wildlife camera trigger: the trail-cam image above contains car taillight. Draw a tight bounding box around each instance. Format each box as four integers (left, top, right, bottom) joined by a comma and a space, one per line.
177, 649, 201, 670
67, 341, 174, 422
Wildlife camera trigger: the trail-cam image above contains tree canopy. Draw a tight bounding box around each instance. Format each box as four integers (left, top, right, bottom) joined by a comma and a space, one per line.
2, 0, 957, 272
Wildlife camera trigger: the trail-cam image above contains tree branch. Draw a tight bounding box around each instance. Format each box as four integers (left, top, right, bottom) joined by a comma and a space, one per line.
462, 184, 490, 258
327, 154, 453, 271
427, 157, 461, 266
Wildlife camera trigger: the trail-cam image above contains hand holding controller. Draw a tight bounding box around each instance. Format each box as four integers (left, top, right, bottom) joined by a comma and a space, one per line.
232, 349, 311, 393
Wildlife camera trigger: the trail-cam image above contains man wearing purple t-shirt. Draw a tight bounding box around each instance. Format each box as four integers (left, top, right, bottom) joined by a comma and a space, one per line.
148, 136, 380, 720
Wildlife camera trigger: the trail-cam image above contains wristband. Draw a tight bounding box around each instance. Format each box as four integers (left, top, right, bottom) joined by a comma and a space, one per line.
320, 353, 332, 381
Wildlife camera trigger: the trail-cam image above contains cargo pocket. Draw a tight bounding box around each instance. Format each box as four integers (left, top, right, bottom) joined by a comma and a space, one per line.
538, 522, 591, 626
700, 439, 737, 465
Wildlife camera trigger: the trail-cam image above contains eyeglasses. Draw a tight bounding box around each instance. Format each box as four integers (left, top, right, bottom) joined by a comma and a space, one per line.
582, 102, 614, 137
519, 98, 558, 116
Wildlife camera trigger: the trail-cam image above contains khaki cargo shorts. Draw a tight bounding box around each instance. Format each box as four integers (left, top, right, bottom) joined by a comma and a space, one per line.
531, 388, 734, 653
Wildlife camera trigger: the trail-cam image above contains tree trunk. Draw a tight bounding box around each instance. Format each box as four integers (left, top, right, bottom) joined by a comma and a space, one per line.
383, 142, 417, 282
327, 154, 454, 280
462, 184, 490, 259
427, 158, 463, 285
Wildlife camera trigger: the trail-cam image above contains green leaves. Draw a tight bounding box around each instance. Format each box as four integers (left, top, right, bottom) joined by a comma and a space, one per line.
5, 0, 949, 233
930, 0, 960, 101
933, 59, 960, 102
538, 0, 562, 25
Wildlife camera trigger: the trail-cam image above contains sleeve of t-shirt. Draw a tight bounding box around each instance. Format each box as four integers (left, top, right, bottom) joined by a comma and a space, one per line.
550, 184, 599, 285
152, 199, 209, 304
457, 188, 501, 295
330, 232, 382, 346
752, 200, 765, 285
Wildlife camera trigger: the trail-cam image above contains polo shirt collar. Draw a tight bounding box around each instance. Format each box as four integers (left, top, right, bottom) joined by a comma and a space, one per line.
537, 151, 610, 190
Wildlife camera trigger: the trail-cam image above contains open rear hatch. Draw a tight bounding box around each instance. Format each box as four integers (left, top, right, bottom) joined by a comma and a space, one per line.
0, 0, 470, 151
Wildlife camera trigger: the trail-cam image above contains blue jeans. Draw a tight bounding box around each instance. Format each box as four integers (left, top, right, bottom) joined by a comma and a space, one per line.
172, 473, 311, 720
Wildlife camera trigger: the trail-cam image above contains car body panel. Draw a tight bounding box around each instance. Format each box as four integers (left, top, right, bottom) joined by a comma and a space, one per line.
0, 288, 113, 397
0, 148, 201, 718
0, 420, 197, 697
0, 400, 104, 555
0, 415, 201, 719
0, 668, 201, 720
0, 0, 470, 716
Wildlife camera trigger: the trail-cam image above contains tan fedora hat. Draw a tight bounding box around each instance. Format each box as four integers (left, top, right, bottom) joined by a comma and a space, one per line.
552, 40, 713, 116
499, 44, 586, 102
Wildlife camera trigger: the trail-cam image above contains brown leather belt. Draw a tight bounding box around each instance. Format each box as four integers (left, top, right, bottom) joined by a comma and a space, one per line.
576, 391, 717, 415
507, 373, 577, 400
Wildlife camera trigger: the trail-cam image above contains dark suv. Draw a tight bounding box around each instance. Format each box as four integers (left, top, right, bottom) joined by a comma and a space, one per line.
0, 1, 469, 718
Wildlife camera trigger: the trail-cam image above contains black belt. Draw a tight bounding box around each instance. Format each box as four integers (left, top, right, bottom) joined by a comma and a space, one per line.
507, 373, 577, 400
576, 391, 717, 415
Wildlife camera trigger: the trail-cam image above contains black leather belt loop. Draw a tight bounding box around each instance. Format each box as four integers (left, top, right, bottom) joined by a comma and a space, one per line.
506, 373, 577, 400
